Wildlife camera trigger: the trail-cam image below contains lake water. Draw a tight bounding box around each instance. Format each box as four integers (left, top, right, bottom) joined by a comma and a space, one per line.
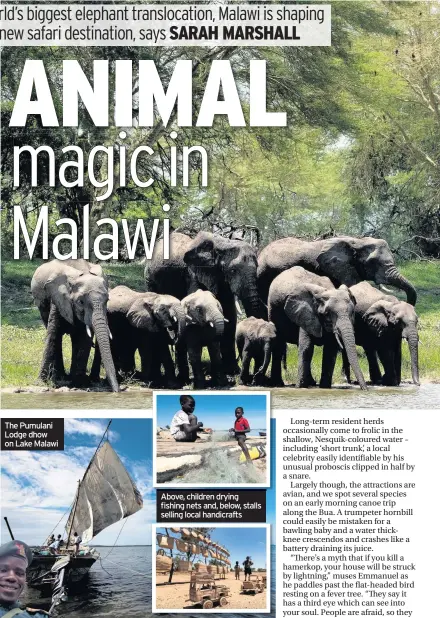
2, 383, 439, 409
22, 546, 276, 618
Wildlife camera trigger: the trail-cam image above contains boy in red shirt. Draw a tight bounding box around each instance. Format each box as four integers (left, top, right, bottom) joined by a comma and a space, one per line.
232, 406, 251, 462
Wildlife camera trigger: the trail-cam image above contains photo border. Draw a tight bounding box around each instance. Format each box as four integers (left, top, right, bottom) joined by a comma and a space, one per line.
153, 390, 271, 488
152, 523, 271, 614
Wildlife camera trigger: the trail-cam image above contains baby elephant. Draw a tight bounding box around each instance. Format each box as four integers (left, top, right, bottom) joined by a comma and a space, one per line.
236, 317, 278, 385
179, 289, 229, 389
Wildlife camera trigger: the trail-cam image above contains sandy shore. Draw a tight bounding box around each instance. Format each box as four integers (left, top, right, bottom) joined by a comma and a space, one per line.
155, 571, 268, 610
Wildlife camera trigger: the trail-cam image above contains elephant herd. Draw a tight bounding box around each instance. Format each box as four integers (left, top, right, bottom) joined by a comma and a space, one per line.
31, 232, 420, 393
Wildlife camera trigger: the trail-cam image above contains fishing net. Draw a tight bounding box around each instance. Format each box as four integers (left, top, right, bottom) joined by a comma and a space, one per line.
174, 448, 265, 484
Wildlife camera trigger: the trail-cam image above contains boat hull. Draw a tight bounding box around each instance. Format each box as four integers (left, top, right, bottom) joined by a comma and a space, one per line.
28, 553, 98, 589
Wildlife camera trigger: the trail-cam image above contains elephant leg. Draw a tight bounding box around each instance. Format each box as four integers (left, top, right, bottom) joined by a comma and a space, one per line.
270, 337, 285, 387
39, 303, 65, 383
188, 341, 205, 389
394, 339, 402, 385
378, 345, 398, 386
365, 345, 382, 385
207, 341, 228, 387
297, 329, 316, 388
176, 340, 190, 385
341, 349, 351, 384
221, 301, 240, 375
236, 333, 244, 362
239, 344, 253, 385
139, 340, 154, 384
319, 342, 338, 389
90, 346, 102, 382
158, 341, 180, 389
69, 328, 92, 386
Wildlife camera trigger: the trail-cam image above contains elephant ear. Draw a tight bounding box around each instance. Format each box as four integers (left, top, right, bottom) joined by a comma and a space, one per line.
364, 300, 395, 335
127, 299, 158, 332
183, 235, 216, 269
44, 275, 74, 325
317, 238, 360, 286
89, 263, 103, 277
284, 286, 323, 339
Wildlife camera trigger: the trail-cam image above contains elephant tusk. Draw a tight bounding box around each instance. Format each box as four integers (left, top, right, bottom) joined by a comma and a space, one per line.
224, 318, 229, 323
172, 315, 178, 323
235, 297, 243, 316
380, 284, 395, 294
334, 332, 344, 350
209, 321, 214, 328
108, 327, 113, 340
86, 325, 93, 339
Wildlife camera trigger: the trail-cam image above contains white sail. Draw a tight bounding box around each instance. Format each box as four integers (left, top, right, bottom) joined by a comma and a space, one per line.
66, 441, 143, 544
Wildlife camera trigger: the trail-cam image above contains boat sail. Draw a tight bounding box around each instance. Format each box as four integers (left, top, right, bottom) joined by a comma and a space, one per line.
65, 440, 143, 544
27, 421, 144, 604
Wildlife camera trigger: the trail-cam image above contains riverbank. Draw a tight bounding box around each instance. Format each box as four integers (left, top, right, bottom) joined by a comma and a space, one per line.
2, 259, 439, 389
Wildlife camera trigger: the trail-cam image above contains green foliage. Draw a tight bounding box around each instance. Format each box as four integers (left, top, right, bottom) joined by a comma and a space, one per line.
1, 2, 417, 257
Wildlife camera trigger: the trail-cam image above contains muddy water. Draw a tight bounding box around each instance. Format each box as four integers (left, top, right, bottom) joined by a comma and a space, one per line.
2, 384, 439, 410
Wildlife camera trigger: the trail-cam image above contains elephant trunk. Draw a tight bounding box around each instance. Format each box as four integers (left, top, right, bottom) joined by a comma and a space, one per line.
91, 305, 119, 392
241, 285, 266, 319
208, 311, 225, 337
256, 341, 272, 378
384, 267, 417, 306
337, 319, 368, 391
406, 330, 420, 386
173, 303, 187, 342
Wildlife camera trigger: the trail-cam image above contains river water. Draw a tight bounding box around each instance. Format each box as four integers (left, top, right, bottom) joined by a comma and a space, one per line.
22, 546, 276, 618
2, 384, 439, 409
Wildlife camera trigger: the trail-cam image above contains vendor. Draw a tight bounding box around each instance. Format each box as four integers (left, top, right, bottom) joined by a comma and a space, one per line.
0, 540, 49, 617
243, 556, 253, 581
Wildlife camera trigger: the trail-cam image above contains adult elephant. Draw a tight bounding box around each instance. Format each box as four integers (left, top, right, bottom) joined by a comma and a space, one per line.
180, 289, 228, 389
31, 259, 119, 392
268, 266, 367, 390
345, 282, 420, 386
146, 231, 265, 374
258, 236, 417, 306
91, 286, 185, 386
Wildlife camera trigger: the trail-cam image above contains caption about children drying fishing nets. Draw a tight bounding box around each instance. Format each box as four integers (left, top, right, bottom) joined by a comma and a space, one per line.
1, 418, 64, 450
157, 490, 266, 523
275, 409, 437, 618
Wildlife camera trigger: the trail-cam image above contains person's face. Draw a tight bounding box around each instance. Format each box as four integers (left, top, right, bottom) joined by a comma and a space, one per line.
0, 556, 27, 604
182, 399, 195, 414
235, 410, 243, 419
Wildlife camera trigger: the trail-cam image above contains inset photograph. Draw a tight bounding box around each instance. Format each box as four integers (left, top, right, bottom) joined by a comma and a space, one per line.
154, 391, 270, 487
153, 525, 270, 612
1, 418, 153, 617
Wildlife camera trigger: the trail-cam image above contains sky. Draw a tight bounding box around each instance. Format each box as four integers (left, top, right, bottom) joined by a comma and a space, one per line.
1, 418, 155, 547
156, 526, 268, 569
156, 394, 268, 431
